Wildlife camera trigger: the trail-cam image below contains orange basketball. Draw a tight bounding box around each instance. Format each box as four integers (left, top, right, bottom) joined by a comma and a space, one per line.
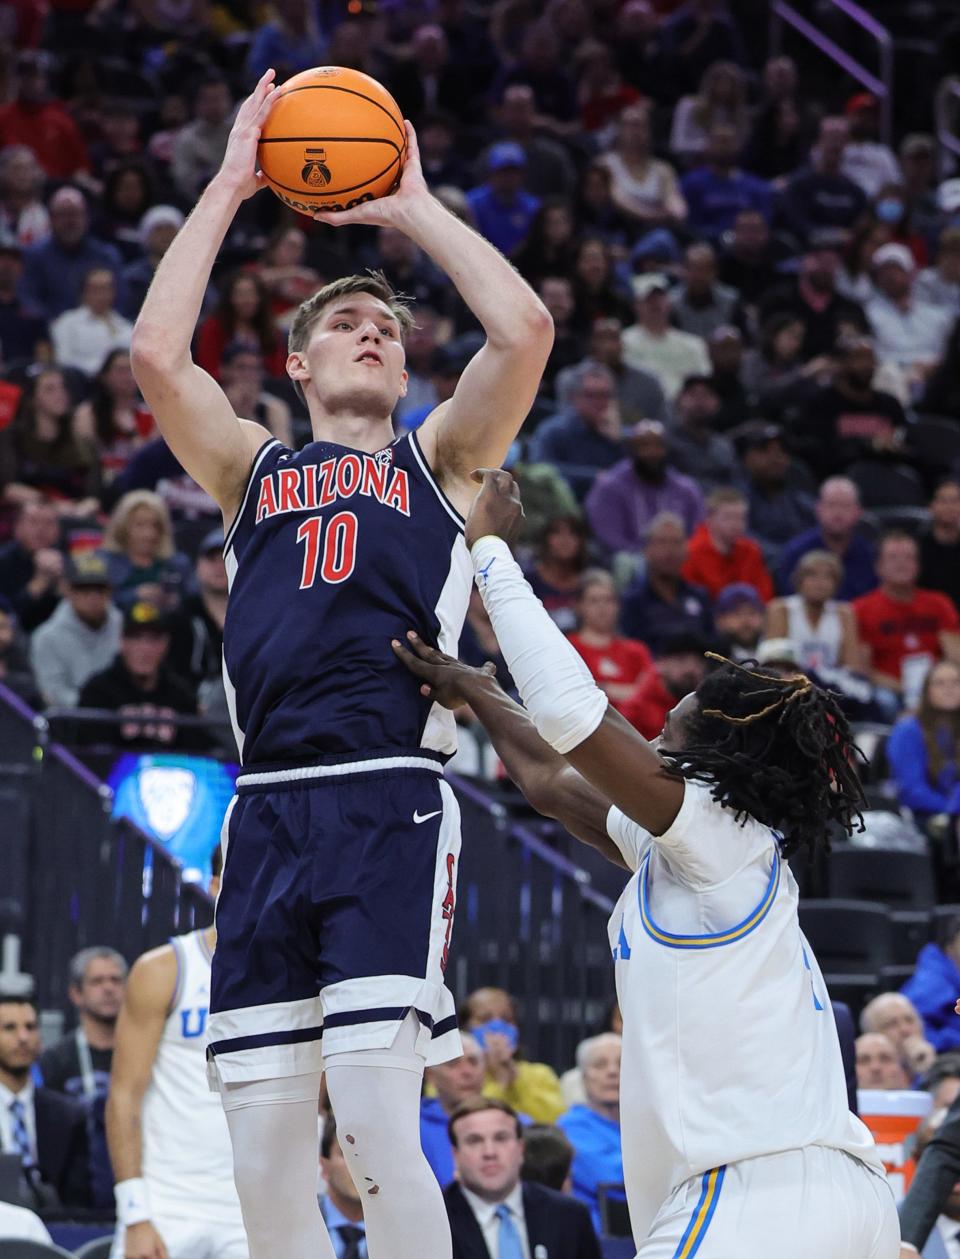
258, 66, 406, 217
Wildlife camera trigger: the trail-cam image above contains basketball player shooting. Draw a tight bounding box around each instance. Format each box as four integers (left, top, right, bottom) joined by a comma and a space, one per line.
129, 71, 552, 1259
391, 470, 901, 1258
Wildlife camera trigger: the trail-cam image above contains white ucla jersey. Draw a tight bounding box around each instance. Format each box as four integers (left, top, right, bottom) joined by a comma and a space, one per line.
141, 930, 243, 1224
606, 781, 884, 1247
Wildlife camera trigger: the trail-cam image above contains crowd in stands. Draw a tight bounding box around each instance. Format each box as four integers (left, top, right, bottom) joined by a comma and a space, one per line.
4, 0, 960, 1246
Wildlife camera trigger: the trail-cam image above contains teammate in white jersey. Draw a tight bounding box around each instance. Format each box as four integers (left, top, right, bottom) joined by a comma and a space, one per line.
391, 469, 901, 1258
106, 849, 246, 1259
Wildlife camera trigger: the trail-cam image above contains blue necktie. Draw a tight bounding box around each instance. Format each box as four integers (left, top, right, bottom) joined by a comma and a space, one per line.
495, 1203, 524, 1259
9, 1099, 33, 1165
337, 1223, 364, 1259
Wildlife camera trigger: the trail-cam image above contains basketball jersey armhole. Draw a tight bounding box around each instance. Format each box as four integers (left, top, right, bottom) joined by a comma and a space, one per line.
405, 430, 466, 532
223, 439, 283, 555
167, 937, 184, 1016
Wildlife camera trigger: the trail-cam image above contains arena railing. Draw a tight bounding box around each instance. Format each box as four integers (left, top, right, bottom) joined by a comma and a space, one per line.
770, 0, 894, 145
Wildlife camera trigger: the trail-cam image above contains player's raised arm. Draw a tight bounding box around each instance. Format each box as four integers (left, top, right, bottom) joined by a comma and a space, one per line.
391, 633, 628, 868
313, 123, 553, 494
130, 71, 278, 516
105, 948, 177, 1259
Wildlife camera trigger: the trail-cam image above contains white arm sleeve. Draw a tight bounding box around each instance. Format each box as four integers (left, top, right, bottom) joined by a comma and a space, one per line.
471, 535, 609, 755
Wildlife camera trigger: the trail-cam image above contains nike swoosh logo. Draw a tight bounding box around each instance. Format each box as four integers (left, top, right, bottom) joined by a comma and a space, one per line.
413, 809, 442, 824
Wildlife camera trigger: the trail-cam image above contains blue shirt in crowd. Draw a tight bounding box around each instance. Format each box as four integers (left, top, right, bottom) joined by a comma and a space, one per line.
420, 1097, 456, 1188
776, 527, 877, 601
902, 942, 960, 1053
466, 184, 541, 256
19, 235, 124, 321
556, 1104, 623, 1235
680, 167, 772, 238
887, 716, 960, 817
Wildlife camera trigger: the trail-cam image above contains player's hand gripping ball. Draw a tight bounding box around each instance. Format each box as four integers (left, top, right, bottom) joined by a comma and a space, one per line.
258, 66, 407, 216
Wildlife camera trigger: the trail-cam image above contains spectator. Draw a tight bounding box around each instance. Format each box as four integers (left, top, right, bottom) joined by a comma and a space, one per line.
118, 205, 185, 322
793, 334, 907, 478
567, 570, 652, 711
0, 368, 100, 515
29, 552, 122, 707
900, 134, 940, 241
853, 532, 960, 706
96, 162, 156, 264
389, 22, 472, 124
842, 93, 901, 198
922, 1054, 960, 1111
77, 600, 200, 751
521, 1124, 575, 1193
620, 630, 709, 739
195, 271, 287, 382
0, 51, 89, 181
109, 435, 220, 523
444, 1098, 600, 1259
556, 316, 667, 427
921, 480, 960, 612
664, 375, 738, 491
0, 596, 39, 705
836, 218, 890, 306
705, 324, 750, 431
586, 419, 704, 557
669, 61, 749, 164
919, 317, 960, 421
171, 76, 236, 202
779, 117, 868, 242
246, 0, 329, 85
466, 143, 541, 257
399, 339, 472, 435
0, 146, 50, 250
757, 240, 868, 362
777, 477, 877, 601
862, 992, 937, 1081
681, 486, 774, 601
0, 242, 47, 363
492, 84, 576, 199
718, 209, 785, 309
855, 1033, 909, 1091
620, 512, 713, 652
661, 1, 747, 96
887, 661, 960, 834
595, 102, 686, 232
0, 992, 91, 1211
732, 421, 815, 553
621, 273, 711, 401
742, 89, 807, 181
166, 528, 227, 715
100, 490, 193, 613
365, 227, 452, 314
866, 181, 930, 270
765, 550, 862, 673
71, 349, 156, 488
513, 200, 578, 287
575, 38, 642, 135
497, 21, 577, 126
318, 1112, 368, 1259
915, 228, 960, 311
50, 266, 133, 376
524, 513, 589, 633
219, 343, 293, 448
902, 915, 960, 1055
680, 122, 772, 240
569, 240, 634, 335
248, 224, 320, 326
576, 161, 632, 249
19, 186, 123, 322
537, 275, 585, 392
460, 987, 566, 1124
528, 363, 624, 496
420, 1033, 486, 1188
0, 500, 62, 632
740, 314, 811, 408
670, 243, 737, 340
713, 582, 765, 661
556, 1034, 622, 1234
866, 242, 953, 386
37, 945, 125, 1207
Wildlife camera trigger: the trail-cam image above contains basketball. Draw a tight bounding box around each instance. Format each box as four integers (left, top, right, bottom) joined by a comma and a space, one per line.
258, 66, 407, 217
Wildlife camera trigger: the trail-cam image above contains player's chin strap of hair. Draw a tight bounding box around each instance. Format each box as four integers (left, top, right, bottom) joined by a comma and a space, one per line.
471, 535, 608, 753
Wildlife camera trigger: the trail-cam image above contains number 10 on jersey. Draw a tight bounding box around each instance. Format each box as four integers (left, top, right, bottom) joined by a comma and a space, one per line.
296, 512, 358, 588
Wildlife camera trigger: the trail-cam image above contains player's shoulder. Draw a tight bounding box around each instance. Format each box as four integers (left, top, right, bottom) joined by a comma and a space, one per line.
126, 942, 179, 1008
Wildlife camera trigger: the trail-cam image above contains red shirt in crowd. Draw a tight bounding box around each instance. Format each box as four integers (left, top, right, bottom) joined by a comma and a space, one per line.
194, 316, 288, 381
0, 101, 89, 178
567, 633, 652, 715
680, 523, 774, 603
621, 668, 676, 739
852, 587, 960, 682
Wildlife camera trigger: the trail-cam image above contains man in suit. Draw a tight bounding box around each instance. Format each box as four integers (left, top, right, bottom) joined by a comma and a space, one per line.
0, 993, 91, 1212
319, 1113, 367, 1259
901, 1104, 960, 1258
444, 1096, 601, 1259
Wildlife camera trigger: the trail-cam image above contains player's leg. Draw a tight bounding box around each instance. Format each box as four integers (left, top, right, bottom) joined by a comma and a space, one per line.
220, 1071, 337, 1259
324, 1013, 452, 1259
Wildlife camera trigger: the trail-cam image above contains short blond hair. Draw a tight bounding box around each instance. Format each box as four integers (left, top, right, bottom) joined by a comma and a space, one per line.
101, 490, 174, 559
287, 269, 415, 356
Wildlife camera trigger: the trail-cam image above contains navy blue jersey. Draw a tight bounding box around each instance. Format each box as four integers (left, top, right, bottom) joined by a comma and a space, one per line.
222, 431, 471, 767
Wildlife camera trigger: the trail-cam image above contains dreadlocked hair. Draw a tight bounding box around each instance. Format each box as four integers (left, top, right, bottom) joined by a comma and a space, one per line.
658, 654, 865, 858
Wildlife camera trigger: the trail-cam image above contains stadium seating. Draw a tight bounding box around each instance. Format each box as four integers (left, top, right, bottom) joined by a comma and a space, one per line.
799, 901, 894, 974
73, 1240, 113, 1259
0, 1243, 75, 1258
828, 846, 937, 909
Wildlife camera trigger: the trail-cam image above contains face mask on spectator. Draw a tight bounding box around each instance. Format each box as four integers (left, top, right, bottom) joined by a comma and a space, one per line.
875, 198, 904, 224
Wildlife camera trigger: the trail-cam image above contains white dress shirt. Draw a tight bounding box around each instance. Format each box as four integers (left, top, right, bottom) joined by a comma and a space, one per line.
50, 304, 133, 376
0, 1079, 37, 1162
461, 1182, 531, 1259
865, 293, 953, 371
937, 1216, 960, 1259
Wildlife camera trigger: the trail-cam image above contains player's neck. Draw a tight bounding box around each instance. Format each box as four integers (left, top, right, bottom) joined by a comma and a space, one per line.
0, 1065, 28, 1094
589, 1099, 620, 1124
308, 408, 395, 454
80, 1011, 116, 1050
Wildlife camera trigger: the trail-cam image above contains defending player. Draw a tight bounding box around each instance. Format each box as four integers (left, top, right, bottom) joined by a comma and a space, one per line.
129, 71, 552, 1259
390, 469, 900, 1258
105, 849, 246, 1259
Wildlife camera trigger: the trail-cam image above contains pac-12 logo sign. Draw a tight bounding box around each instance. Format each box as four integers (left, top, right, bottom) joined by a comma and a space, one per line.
301, 148, 332, 187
